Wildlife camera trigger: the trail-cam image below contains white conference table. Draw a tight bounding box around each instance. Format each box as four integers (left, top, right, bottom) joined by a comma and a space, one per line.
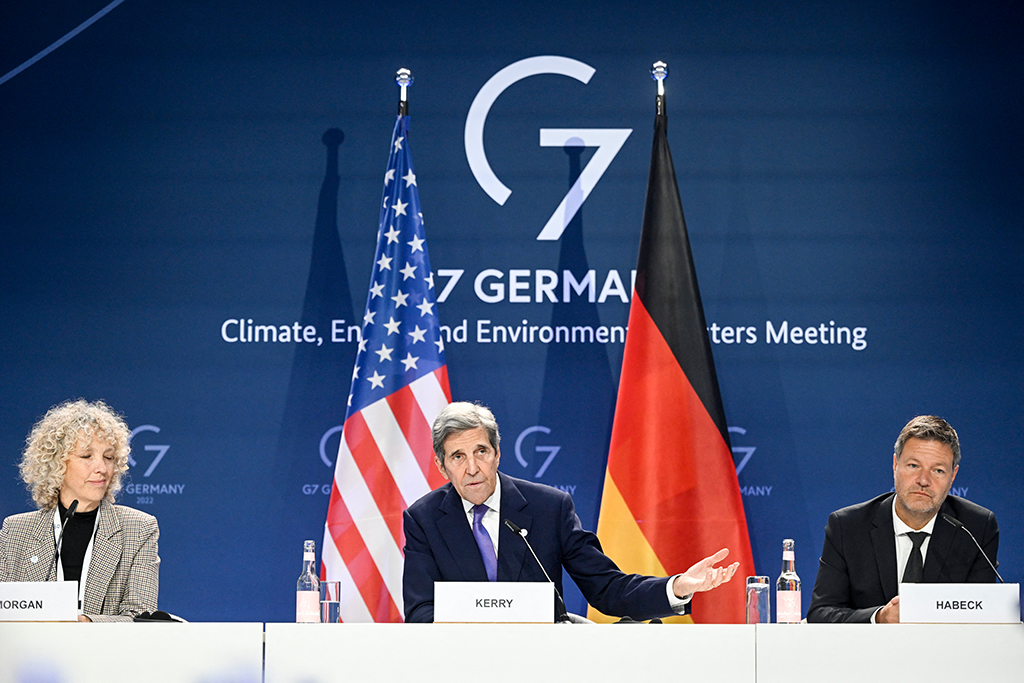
2, 622, 1021, 683
755, 623, 1024, 683
264, 622, 1024, 683
265, 622, 755, 683
0, 622, 264, 683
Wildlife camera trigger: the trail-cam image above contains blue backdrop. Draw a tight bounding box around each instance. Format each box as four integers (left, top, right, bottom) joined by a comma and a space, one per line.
2, 0, 1021, 621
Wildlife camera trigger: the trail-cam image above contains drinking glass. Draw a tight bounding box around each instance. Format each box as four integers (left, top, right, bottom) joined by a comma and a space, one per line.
745, 576, 771, 624
320, 581, 341, 623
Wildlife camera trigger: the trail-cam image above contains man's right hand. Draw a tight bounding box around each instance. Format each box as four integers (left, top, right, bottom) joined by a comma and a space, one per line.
876, 595, 900, 623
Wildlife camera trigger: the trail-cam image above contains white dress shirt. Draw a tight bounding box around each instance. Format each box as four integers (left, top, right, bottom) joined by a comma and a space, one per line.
870, 496, 938, 622
892, 496, 937, 586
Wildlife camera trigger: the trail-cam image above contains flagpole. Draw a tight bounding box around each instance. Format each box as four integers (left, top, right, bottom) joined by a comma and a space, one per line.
396, 68, 413, 115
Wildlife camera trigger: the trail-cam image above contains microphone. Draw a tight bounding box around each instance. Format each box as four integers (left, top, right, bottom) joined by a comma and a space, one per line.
941, 513, 1003, 583
503, 518, 571, 623
49, 499, 78, 581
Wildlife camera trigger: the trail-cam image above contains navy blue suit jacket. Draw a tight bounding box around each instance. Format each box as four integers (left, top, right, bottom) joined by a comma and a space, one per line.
807, 493, 999, 623
402, 472, 677, 623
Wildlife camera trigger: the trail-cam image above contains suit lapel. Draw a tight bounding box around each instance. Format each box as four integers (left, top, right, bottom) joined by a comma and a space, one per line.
496, 473, 532, 582
436, 486, 489, 581
24, 509, 57, 582
82, 500, 122, 615
923, 500, 955, 581
870, 494, 899, 598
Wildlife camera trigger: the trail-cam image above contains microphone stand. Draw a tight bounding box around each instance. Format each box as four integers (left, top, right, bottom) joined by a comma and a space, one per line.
504, 519, 571, 623
941, 513, 1003, 582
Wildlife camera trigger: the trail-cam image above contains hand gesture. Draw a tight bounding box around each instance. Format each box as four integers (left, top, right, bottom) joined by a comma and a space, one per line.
672, 547, 740, 598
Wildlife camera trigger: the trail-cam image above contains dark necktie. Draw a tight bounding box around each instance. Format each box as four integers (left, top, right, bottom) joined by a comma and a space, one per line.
472, 504, 497, 582
902, 531, 928, 583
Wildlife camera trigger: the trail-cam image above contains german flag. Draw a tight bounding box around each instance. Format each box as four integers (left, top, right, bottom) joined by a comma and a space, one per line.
589, 90, 754, 623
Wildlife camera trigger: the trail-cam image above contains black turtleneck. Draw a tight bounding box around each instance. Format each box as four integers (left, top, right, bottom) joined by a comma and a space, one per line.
57, 499, 98, 583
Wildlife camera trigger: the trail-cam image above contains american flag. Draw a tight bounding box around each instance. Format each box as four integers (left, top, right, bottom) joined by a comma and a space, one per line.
321, 113, 450, 622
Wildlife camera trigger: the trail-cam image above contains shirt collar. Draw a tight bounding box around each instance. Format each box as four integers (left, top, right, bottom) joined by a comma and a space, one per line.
891, 495, 938, 536
460, 473, 502, 516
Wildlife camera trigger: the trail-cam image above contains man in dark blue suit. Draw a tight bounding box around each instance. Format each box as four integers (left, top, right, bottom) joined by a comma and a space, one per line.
402, 402, 739, 623
807, 415, 1000, 623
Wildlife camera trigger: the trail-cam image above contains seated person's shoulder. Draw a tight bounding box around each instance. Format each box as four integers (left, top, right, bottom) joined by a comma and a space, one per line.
505, 476, 573, 508
2, 509, 44, 532
406, 483, 449, 514
829, 492, 892, 523
944, 495, 997, 523
113, 504, 159, 529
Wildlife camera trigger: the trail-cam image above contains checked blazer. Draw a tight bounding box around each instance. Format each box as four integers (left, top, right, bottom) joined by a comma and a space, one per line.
0, 499, 159, 621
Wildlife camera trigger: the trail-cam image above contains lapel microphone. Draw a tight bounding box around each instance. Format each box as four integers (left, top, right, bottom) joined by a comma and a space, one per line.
49, 499, 79, 581
503, 518, 571, 623
941, 513, 1003, 582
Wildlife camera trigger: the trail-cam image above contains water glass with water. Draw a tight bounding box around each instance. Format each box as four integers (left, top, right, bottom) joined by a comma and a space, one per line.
746, 576, 771, 624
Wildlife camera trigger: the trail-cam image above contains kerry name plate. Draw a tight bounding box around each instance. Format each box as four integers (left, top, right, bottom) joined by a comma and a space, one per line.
434, 582, 554, 623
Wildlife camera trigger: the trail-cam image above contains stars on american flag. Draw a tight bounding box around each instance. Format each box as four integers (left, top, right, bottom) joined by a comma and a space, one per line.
375, 344, 393, 362
345, 115, 446, 418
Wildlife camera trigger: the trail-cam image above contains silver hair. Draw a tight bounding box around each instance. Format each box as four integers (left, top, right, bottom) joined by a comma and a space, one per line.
431, 402, 500, 462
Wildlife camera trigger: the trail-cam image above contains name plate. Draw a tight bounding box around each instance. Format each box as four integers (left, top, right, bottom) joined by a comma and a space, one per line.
900, 583, 1020, 624
434, 582, 554, 623
0, 581, 78, 622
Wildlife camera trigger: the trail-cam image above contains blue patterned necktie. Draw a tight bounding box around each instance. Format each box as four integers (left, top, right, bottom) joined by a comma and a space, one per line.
472, 503, 497, 582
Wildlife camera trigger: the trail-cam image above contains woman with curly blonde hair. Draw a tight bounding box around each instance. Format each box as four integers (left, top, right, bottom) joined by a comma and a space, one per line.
0, 399, 159, 622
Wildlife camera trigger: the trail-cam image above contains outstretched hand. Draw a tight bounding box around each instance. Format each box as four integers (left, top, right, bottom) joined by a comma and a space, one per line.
672, 548, 740, 598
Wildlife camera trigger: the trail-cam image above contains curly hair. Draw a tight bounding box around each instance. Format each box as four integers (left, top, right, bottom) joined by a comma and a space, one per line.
19, 399, 132, 509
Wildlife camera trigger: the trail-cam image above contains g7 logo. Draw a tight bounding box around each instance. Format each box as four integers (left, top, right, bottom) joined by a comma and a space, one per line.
465, 55, 632, 241
729, 426, 756, 476
514, 425, 560, 478
320, 425, 344, 467
128, 425, 169, 478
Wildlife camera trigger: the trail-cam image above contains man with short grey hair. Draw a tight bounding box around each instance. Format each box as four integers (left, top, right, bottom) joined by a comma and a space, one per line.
430, 402, 500, 468
808, 415, 1000, 623
402, 401, 740, 623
